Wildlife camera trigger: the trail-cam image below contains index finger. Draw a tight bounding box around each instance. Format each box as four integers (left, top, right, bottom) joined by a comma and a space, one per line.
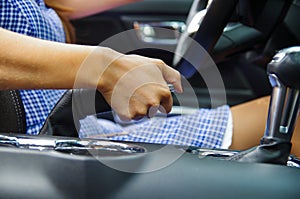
161, 64, 183, 93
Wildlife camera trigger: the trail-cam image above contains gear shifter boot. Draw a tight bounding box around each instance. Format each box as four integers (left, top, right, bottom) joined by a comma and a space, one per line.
227, 137, 291, 165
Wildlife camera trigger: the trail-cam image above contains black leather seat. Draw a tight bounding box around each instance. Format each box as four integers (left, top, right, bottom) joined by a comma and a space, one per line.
0, 90, 26, 134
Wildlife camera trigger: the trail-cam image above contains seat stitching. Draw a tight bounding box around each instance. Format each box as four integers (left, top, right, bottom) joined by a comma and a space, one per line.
9, 90, 24, 133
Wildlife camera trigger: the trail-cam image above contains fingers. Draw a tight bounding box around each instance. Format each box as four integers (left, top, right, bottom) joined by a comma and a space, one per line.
157, 85, 173, 114
154, 59, 183, 93
164, 66, 183, 93
114, 84, 172, 121
100, 54, 182, 121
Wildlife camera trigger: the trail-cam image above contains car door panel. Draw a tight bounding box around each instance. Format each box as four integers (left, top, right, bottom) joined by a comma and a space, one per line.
72, 0, 193, 66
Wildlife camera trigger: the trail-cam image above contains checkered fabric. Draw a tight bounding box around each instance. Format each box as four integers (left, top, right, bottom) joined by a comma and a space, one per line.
80, 105, 230, 149
0, 0, 66, 134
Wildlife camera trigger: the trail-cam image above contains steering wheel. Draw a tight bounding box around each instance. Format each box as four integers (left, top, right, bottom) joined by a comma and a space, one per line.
173, 0, 239, 78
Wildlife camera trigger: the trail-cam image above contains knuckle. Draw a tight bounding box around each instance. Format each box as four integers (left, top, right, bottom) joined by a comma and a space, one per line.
156, 59, 165, 65
131, 109, 147, 119
153, 59, 165, 68
160, 88, 171, 98
128, 102, 148, 119
146, 97, 160, 107
169, 71, 181, 83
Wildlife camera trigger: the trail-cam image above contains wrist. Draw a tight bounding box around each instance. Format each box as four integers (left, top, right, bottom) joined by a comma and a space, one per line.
68, 46, 123, 91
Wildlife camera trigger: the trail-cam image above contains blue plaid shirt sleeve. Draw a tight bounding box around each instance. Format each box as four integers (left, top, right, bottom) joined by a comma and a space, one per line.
0, 0, 67, 134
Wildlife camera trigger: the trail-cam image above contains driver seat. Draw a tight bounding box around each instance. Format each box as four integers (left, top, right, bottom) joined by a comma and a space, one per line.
0, 90, 26, 134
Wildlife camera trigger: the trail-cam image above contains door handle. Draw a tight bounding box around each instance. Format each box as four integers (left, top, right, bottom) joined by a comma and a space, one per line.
133, 21, 186, 45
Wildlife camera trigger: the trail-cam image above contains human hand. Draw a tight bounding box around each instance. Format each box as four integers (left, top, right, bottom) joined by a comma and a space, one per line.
97, 50, 182, 121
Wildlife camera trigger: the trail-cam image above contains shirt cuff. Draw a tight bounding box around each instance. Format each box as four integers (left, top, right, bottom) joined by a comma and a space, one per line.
221, 108, 233, 149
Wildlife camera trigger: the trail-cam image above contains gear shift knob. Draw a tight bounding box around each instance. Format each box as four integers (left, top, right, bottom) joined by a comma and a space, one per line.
266, 47, 300, 142
268, 47, 300, 89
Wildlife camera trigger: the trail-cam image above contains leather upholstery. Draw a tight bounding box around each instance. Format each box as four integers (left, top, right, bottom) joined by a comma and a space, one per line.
40, 89, 111, 137
0, 90, 26, 134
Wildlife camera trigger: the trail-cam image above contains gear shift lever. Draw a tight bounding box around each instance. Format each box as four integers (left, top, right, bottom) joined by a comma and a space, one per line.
265, 47, 300, 143
229, 46, 300, 164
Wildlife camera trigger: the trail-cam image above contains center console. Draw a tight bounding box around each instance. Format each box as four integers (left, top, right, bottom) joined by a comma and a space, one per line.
0, 134, 300, 199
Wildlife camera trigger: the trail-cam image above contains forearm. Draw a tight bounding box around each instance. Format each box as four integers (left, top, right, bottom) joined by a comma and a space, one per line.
0, 28, 182, 119
0, 28, 119, 90
45, 0, 142, 19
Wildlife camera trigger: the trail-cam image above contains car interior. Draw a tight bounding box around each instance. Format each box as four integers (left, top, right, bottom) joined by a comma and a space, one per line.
0, 0, 300, 198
